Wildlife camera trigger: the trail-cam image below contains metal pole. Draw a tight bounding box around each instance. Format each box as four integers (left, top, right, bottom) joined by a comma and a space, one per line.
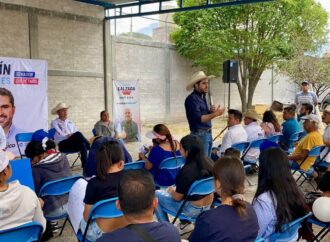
228, 82, 231, 109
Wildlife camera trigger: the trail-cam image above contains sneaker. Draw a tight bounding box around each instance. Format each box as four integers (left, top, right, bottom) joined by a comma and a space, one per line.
177, 222, 194, 235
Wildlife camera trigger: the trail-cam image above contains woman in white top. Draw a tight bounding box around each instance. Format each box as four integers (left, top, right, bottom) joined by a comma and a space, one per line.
253, 147, 307, 240
0, 150, 46, 231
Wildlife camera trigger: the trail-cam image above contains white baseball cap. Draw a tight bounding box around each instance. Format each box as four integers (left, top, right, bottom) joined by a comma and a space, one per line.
0, 150, 14, 172
301, 114, 322, 124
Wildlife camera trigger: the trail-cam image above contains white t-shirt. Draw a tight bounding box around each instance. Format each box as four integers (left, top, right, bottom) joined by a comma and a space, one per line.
244, 122, 265, 162
321, 124, 330, 163
219, 124, 248, 155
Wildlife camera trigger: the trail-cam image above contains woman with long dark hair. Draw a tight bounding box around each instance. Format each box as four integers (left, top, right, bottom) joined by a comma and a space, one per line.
253, 147, 308, 240
190, 156, 259, 242
140, 124, 181, 186
260, 110, 281, 137
80, 141, 127, 241
155, 134, 213, 233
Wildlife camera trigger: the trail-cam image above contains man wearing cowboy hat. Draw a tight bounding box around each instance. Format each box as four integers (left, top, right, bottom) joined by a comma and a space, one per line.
0, 87, 24, 156
243, 109, 265, 162
185, 71, 225, 156
50, 102, 90, 169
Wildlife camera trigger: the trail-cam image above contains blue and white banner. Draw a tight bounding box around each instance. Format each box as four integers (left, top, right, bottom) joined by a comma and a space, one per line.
113, 80, 141, 142
0, 57, 48, 156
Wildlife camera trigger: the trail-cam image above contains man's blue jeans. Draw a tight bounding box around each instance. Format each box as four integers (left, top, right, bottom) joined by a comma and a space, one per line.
191, 130, 213, 157
155, 190, 210, 222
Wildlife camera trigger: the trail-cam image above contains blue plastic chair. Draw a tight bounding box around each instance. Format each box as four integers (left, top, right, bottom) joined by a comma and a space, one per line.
124, 160, 145, 170
77, 197, 123, 242
266, 212, 312, 242
308, 217, 330, 241
291, 145, 324, 190
231, 141, 250, 159
242, 138, 268, 165
298, 131, 307, 140
287, 131, 301, 154
156, 156, 185, 187
161, 177, 214, 224
267, 134, 282, 144
8, 158, 35, 191
38, 175, 83, 235
15, 132, 34, 158
0, 221, 43, 242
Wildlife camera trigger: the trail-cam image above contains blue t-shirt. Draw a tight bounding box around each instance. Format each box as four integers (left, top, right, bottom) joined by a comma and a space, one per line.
96, 221, 181, 242
148, 146, 181, 186
189, 204, 259, 242
279, 118, 300, 149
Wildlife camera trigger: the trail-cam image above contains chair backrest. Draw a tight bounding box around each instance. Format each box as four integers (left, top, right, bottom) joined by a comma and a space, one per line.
124, 160, 145, 170
88, 197, 123, 221
158, 156, 185, 170
187, 177, 214, 197
308, 145, 324, 157
15, 132, 34, 158
249, 138, 268, 149
38, 175, 83, 197
8, 158, 35, 191
269, 212, 312, 242
0, 222, 43, 242
289, 132, 300, 142
268, 134, 282, 144
231, 142, 250, 157
298, 131, 307, 140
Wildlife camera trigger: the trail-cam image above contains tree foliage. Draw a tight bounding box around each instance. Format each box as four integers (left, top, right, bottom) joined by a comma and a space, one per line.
278, 54, 330, 97
172, 0, 328, 111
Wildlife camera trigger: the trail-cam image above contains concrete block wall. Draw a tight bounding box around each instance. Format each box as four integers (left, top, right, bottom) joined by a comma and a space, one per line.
0, 0, 297, 137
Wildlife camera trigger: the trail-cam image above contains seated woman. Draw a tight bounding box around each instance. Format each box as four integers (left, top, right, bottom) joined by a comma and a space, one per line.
25, 129, 72, 219
80, 140, 127, 241
140, 124, 181, 186
0, 150, 46, 231
260, 110, 281, 137
190, 156, 259, 242
253, 147, 308, 240
155, 135, 213, 230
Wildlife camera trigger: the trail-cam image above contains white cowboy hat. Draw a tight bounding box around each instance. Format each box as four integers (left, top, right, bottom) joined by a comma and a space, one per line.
51, 102, 71, 115
244, 109, 260, 121
186, 71, 215, 91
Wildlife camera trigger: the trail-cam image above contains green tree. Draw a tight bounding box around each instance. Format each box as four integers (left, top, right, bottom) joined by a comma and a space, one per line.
172, 0, 328, 111
278, 53, 330, 98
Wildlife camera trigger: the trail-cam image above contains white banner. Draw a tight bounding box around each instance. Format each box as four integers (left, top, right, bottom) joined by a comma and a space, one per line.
113, 80, 141, 142
0, 57, 48, 156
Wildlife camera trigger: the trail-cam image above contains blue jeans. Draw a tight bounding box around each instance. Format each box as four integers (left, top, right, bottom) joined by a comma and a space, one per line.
191, 130, 212, 157
80, 219, 103, 242
155, 190, 210, 222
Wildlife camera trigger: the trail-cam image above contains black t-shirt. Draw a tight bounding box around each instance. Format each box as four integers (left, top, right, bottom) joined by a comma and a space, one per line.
96, 221, 181, 242
319, 171, 330, 192
189, 204, 259, 242
84, 170, 125, 204
175, 161, 212, 201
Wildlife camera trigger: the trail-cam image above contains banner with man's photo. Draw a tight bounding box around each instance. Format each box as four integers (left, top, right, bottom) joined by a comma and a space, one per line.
113, 80, 141, 142
0, 57, 48, 156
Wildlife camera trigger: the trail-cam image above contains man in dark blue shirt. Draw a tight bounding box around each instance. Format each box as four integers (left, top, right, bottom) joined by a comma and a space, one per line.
96, 169, 181, 242
185, 71, 225, 156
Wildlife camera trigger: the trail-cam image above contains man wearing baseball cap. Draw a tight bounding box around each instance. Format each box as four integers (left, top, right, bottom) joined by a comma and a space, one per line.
184, 71, 225, 156
0, 150, 46, 231
288, 114, 323, 171
295, 80, 318, 116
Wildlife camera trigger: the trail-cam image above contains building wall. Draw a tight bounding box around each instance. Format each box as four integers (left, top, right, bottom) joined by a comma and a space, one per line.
0, 0, 297, 137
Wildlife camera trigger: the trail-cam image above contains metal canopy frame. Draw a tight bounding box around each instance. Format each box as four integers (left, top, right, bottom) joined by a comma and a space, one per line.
76, 0, 274, 20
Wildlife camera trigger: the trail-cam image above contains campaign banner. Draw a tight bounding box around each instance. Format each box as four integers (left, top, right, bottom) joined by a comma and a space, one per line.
0, 57, 48, 156
113, 80, 141, 142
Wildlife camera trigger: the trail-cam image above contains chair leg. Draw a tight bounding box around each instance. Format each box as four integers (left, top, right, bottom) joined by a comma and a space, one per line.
70, 154, 81, 168
59, 216, 68, 236
245, 176, 254, 186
